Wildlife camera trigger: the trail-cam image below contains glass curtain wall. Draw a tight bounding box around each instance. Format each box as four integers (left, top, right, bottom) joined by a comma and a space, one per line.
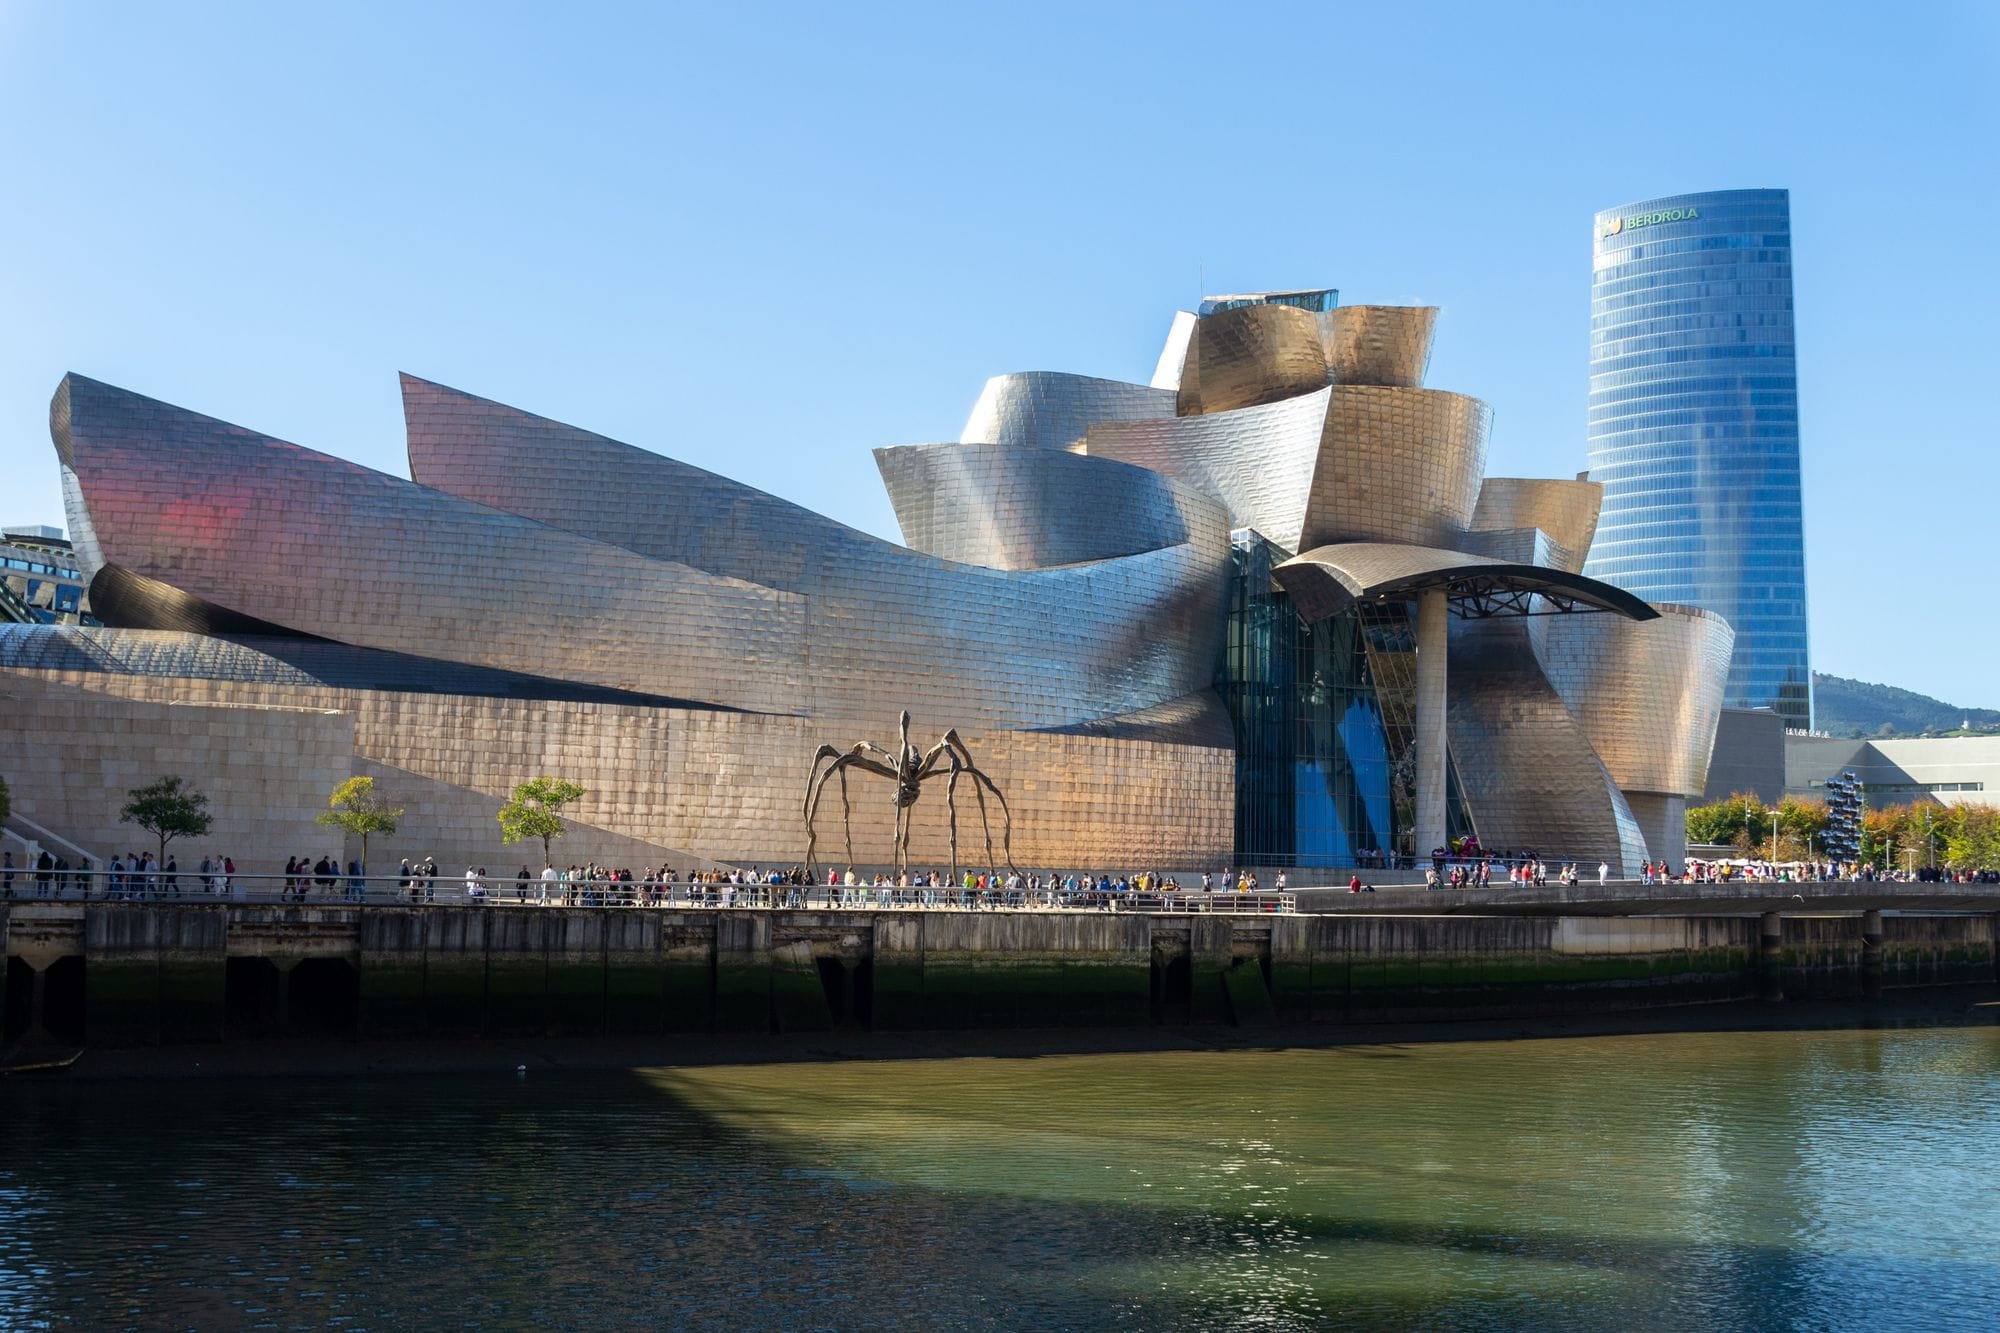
1223, 533, 1393, 868
1585, 188, 1813, 727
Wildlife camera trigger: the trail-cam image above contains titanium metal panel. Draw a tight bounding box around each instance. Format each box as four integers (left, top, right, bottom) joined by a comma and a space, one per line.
1176, 304, 1329, 416
1087, 388, 1329, 552
1029, 688, 1236, 748
1303, 386, 1489, 549
1456, 526, 1580, 579
958, 371, 1175, 452
1471, 478, 1603, 573
53, 374, 805, 714
401, 376, 1232, 731
873, 441, 1225, 571
1150, 311, 1198, 391
0, 623, 708, 707
1535, 602, 1735, 799
1322, 305, 1438, 387
1448, 616, 1651, 875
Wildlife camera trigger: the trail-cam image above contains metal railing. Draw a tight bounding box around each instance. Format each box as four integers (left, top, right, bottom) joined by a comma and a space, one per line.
1, 814, 102, 869
0, 869, 1297, 915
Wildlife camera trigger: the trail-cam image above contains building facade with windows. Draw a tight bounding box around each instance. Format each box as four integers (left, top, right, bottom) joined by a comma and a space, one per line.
1787, 734, 2000, 811
0, 527, 89, 624
1584, 188, 1813, 728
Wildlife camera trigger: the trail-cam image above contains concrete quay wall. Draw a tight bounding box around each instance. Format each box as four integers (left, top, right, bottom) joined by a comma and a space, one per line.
1, 905, 1994, 1049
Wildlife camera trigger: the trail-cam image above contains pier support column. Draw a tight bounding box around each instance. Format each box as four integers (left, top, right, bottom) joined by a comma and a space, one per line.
27, 963, 48, 1041
1861, 909, 1884, 998
1414, 587, 1449, 859
1759, 911, 1785, 1001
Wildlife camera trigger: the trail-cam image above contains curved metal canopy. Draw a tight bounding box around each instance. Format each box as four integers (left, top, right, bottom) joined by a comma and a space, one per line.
1273, 542, 1659, 624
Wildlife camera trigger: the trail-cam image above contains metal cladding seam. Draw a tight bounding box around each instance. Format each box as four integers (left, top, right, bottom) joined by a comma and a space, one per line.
1534, 602, 1736, 799
958, 371, 1176, 452
54, 373, 806, 714
873, 440, 1224, 571
398, 374, 1232, 732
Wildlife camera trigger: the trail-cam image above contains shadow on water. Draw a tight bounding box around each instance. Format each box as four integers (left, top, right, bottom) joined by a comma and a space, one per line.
4, 1023, 2000, 1330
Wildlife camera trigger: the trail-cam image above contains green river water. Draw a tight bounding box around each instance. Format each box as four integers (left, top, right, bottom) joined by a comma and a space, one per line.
3, 1023, 1998, 1329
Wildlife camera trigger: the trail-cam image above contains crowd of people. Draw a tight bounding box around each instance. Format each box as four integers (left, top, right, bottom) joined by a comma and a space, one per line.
0, 847, 242, 899
1683, 858, 2000, 885
17, 844, 1993, 906
1422, 847, 1606, 889
0, 850, 1300, 908
437, 863, 1295, 911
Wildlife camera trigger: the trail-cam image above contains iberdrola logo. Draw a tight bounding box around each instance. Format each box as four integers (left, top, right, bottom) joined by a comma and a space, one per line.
1599, 216, 1623, 240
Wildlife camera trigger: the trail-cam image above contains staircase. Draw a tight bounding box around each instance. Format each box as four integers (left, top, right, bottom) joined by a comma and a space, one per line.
2, 811, 103, 874
0, 579, 37, 624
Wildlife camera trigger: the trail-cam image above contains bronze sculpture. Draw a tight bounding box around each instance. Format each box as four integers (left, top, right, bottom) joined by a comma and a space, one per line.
803, 711, 1014, 884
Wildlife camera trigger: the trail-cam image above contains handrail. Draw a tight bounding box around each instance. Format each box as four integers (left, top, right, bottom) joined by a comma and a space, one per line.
1, 813, 101, 868
0, 869, 1296, 914
0, 578, 36, 624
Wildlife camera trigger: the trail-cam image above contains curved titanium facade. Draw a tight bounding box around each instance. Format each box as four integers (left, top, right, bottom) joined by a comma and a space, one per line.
1585, 188, 1812, 727
56, 374, 808, 714
1086, 388, 1329, 552
1323, 305, 1437, 387
15, 289, 1741, 875
1449, 617, 1650, 876
1176, 304, 1329, 416
958, 371, 1175, 452
1306, 387, 1488, 548
873, 441, 1220, 570
400, 376, 1233, 733
1150, 311, 1198, 391
1534, 603, 1735, 800
1471, 478, 1602, 573
1087, 384, 1490, 555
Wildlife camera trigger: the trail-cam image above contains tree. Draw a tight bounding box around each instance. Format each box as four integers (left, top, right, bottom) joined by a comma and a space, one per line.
1774, 796, 1830, 860
314, 775, 403, 872
120, 776, 213, 864
1686, 792, 1766, 849
0, 774, 10, 829
497, 777, 586, 869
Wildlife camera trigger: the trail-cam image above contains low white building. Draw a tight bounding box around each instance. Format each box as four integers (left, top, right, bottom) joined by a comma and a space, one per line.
1787, 734, 2000, 808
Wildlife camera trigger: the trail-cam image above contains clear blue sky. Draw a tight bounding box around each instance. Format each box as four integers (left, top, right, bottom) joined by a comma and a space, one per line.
2, 2, 1995, 704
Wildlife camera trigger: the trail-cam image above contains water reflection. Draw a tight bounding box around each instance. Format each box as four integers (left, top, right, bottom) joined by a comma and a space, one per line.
2, 1027, 1997, 1329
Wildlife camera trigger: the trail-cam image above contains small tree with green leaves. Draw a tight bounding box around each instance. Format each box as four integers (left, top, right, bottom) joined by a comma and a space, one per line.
498, 777, 586, 869
314, 775, 403, 873
120, 776, 213, 865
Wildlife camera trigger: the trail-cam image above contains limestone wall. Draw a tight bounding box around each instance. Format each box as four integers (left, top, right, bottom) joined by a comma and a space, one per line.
0, 678, 352, 873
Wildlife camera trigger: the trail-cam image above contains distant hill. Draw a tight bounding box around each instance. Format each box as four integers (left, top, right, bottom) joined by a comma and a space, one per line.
1812, 672, 2000, 739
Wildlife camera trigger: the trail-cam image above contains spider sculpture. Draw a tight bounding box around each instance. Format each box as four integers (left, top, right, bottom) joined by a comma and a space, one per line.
803, 710, 1015, 884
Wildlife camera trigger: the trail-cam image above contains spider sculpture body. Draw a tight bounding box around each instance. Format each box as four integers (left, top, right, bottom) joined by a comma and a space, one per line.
803, 710, 1015, 883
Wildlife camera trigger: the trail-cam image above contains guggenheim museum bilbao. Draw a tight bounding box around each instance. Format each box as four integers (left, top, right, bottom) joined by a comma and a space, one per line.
0, 287, 1734, 876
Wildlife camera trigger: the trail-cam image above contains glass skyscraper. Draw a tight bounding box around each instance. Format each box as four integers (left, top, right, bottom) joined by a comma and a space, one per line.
1584, 188, 1813, 728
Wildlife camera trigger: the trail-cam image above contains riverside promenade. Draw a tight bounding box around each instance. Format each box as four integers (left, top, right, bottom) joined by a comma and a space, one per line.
3, 898, 1996, 1053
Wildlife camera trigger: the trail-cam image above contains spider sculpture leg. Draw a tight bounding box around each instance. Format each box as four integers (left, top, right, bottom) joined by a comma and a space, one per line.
943, 753, 963, 888
803, 746, 898, 878
802, 744, 846, 875
943, 730, 1018, 876
838, 765, 855, 868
